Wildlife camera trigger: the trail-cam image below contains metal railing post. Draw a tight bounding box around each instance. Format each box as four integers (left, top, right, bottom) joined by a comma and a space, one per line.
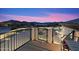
46, 29, 48, 43
72, 30, 75, 40
15, 31, 17, 49
14, 31, 16, 50
10, 32, 12, 51
8, 33, 9, 51
30, 28, 32, 41
4, 34, 5, 51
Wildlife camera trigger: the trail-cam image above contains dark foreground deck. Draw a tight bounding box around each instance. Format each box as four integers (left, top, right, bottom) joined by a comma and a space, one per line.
16, 40, 61, 51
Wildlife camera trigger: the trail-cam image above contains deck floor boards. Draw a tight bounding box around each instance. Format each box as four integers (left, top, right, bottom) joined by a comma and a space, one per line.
16, 40, 61, 51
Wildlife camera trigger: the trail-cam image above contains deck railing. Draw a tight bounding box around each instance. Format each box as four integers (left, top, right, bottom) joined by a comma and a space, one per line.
0, 28, 31, 51
0, 27, 78, 51
62, 30, 75, 51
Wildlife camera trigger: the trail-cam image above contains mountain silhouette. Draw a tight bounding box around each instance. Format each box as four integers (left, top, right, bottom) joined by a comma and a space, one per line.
66, 18, 79, 24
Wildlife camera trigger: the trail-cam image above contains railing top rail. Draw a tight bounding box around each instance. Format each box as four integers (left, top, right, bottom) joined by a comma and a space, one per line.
0, 28, 32, 35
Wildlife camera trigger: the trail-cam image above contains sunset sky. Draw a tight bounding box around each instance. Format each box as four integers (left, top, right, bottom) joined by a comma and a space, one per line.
0, 8, 79, 22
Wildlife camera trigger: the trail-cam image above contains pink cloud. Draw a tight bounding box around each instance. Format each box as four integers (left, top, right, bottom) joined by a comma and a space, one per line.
48, 13, 79, 22
0, 13, 79, 22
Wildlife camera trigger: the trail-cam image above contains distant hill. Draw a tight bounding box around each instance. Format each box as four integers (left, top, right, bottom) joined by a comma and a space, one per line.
0, 20, 61, 28
0, 20, 32, 29
61, 18, 79, 30
3, 20, 21, 23
66, 18, 79, 24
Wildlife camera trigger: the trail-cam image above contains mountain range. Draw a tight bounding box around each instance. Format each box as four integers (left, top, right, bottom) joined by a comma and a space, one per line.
0, 18, 79, 29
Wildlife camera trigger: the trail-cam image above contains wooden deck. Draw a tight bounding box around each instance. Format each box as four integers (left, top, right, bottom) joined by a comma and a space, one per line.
16, 40, 61, 51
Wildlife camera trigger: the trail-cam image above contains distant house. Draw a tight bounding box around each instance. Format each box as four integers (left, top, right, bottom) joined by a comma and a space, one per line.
0, 27, 11, 34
